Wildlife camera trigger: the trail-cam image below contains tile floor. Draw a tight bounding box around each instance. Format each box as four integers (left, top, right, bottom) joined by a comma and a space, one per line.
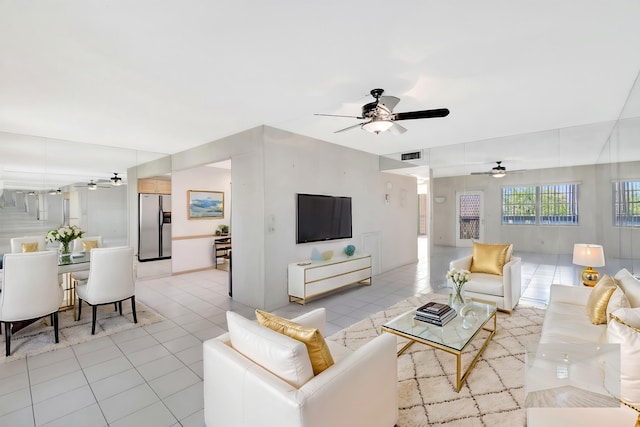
0, 238, 632, 426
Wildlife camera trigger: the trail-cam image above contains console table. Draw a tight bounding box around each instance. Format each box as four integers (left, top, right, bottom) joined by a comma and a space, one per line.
213, 236, 231, 269
288, 254, 372, 304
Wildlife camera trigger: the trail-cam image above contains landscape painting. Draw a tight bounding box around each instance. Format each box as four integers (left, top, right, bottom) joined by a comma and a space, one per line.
188, 190, 224, 219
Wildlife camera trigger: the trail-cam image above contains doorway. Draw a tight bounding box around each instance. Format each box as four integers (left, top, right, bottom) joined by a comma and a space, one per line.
455, 191, 484, 247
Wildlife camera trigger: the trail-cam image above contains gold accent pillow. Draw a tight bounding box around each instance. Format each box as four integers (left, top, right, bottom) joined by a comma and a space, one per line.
21, 242, 39, 252
82, 240, 99, 251
586, 274, 617, 324
255, 309, 334, 375
469, 242, 510, 276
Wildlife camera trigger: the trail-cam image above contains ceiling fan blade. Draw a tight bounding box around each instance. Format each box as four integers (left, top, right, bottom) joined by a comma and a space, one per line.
470, 171, 491, 175
388, 122, 407, 135
314, 113, 364, 119
378, 96, 400, 112
334, 122, 365, 133
393, 108, 450, 121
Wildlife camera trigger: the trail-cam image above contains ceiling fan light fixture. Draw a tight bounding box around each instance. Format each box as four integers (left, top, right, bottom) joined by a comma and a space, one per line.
491, 170, 506, 178
110, 173, 122, 186
362, 119, 393, 134
88, 182, 97, 190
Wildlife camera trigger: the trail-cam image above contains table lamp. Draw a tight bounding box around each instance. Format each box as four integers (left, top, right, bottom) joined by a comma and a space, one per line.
572, 243, 605, 287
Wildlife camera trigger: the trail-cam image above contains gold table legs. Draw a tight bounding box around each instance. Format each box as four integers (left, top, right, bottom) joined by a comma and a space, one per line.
385, 310, 497, 392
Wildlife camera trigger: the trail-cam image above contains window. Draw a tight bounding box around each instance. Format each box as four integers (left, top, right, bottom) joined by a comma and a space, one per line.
502, 186, 536, 224
502, 184, 579, 225
539, 184, 579, 225
614, 181, 640, 227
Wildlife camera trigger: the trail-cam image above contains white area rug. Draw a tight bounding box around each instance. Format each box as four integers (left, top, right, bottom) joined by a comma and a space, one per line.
327, 293, 545, 427
1, 301, 164, 363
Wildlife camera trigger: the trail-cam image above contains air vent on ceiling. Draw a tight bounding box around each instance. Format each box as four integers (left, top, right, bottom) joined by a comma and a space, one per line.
401, 151, 421, 161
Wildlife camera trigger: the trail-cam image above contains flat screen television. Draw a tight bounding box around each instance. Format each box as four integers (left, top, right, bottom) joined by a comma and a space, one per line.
296, 193, 352, 244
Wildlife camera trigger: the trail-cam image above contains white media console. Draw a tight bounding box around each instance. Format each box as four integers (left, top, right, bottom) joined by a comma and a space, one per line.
287, 253, 372, 304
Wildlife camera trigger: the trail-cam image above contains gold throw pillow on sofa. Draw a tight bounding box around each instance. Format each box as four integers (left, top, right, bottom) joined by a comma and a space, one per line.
21, 242, 39, 252
255, 309, 334, 375
586, 275, 617, 325
469, 242, 510, 276
82, 240, 99, 251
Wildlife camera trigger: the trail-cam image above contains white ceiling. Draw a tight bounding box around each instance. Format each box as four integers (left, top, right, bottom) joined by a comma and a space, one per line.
2, 1, 640, 188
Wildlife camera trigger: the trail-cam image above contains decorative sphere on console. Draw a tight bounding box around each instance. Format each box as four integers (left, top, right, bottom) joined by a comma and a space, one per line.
344, 245, 355, 256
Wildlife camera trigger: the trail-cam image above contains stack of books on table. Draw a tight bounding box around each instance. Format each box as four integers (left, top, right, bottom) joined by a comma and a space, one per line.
414, 301, 456, 326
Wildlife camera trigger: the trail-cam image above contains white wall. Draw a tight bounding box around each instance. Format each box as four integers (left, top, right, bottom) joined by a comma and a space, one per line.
166, 125, 418, 310
173, 126, 266, 308
44, 193, 63, 225
68, 185, 128, 245
171, 165, 231, 273
261, 127, 418, 309
431, 161, 640, 259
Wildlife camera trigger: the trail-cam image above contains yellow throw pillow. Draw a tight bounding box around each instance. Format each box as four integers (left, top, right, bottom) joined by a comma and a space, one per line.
82, 240, 99, 251
469, 242, 510, 276
255, 309, 334, 375
21, 242, 39, 252
586, 275, 617, 324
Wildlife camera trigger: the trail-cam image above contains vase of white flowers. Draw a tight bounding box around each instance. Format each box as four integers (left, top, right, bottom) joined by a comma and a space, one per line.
446, 267, 470, 312
46, 225, 85, 256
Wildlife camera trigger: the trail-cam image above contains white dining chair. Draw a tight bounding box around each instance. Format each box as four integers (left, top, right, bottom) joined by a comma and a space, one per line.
72, 236, 103, 252
0, 251, 64, 356
71, 236, 103, 284
10, 236, 47, 253
76, 247, 137, 334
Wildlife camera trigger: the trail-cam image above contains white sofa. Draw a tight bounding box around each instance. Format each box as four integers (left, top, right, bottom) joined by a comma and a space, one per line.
449, 251, 522, 312
527, 268, 640, 426
203, 308, 398, 427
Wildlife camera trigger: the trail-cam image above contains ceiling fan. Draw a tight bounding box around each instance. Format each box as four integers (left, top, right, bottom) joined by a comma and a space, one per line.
315, 88, 450, 134
470, 161, 524, 178
74, 179, 111, 190
110, 172, 123, 186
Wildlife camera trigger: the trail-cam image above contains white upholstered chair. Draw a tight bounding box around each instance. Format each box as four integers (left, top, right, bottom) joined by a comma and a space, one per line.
0, 251, 64, 356
76, 247, 137, 334
10, 236, 47, 253
203, 308, 398, 427
72, 236, 103, 252
449, 243, 522, 312
71, 236, 103, 283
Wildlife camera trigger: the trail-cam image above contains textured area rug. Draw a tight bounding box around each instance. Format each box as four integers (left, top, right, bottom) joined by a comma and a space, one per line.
327, 293, 545, 427
1, 301, 164, 363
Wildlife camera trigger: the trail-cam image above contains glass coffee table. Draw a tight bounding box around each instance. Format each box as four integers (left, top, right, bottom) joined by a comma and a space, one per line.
381, 300, 497, 392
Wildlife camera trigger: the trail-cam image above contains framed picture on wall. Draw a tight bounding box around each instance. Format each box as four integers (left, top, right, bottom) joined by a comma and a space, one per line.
188, 190, 224, 219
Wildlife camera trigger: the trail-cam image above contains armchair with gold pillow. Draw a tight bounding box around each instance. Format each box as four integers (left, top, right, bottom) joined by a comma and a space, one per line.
449, 241, 522, 312
203, 308, 398, 427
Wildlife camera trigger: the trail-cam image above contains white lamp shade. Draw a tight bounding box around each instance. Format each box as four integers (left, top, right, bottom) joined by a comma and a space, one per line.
362, 119, 393, 134
572, 244, 605, 267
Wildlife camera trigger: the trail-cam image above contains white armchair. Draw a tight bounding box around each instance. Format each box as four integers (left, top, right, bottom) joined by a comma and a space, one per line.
450, 246, 522, 312
203, 308, 398, 427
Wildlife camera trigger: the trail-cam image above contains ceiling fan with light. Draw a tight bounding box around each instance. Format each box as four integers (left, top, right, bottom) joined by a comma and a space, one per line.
74, 179, 111, 190
315, 88, 450, 134
110, 173, 123, 186
470, 161, 524, 178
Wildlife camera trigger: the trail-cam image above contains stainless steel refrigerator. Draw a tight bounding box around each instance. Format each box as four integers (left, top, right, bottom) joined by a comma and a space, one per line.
138, 193, 172, 261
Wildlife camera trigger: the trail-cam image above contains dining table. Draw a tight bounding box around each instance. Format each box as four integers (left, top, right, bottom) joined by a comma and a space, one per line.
57, 251, 91, 312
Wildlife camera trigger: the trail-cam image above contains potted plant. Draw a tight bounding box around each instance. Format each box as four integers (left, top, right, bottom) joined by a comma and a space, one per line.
46, 224, 85, 255
216, 224, 230, 236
